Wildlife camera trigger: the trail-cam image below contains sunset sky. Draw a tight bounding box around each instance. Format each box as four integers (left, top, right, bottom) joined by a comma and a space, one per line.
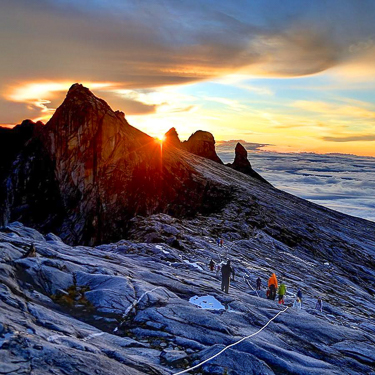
1, 0, 375, 156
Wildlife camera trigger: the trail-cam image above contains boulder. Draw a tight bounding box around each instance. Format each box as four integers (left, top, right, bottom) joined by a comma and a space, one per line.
160, 349, 188, 365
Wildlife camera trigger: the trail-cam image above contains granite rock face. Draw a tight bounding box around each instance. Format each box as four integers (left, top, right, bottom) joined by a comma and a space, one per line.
182, 130, 223, 164
228, 142, 269, 183
1, 84, 231, 245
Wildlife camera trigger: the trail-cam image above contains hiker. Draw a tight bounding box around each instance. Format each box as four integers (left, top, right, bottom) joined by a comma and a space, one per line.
21, 243, 36, 258
278, 282, 287, 305
220, 238, 223, 247
293, 297, 302, 310
315, 297, 323, 312
216, 238, 220, 246
266, 288, 270, 299
209, 259, 215, 272
231, 267, 235, 281
256, 277, 261, 291
268, 273, 278, 300
221, 260, 234, 294
297, 288, 303, 307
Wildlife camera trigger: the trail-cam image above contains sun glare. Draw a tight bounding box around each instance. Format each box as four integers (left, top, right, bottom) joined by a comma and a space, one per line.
157, 135, 165, 142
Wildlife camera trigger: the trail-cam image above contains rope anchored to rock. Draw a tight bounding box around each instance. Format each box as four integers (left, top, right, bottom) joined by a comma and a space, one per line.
113, 286, 165, 333
174, 306, 289, 375
243, 275, 259, 298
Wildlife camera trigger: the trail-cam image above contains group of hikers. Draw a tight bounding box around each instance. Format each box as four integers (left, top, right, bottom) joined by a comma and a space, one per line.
263, 272, 304, 310
209, 258, 323, 312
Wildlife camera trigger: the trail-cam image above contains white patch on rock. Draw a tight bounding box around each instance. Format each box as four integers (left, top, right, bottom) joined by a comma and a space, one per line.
183, 260, 203, 271
189, 295, 225, 310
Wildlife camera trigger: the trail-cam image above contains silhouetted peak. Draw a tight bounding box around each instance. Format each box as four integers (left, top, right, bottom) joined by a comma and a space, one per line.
61, 83, 109, 109
188, 130, 215, 143
67, 83, 91, 96
11, 119, 43, 130
234, 142, 251, 167
182, 130, 223, 164
164, 127, 181, 147
228, 142, 269, 184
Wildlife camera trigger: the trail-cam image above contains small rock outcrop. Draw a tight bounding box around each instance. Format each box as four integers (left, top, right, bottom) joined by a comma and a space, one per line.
164, 127, 181, 147
182, 131, 223, 164
228, 142, 269, 184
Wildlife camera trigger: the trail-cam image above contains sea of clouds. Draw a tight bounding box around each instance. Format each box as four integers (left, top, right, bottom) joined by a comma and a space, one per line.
217, 141, 375, 222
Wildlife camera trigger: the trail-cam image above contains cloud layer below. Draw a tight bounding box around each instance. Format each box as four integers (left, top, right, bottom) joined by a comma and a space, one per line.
217, 141, 375, 222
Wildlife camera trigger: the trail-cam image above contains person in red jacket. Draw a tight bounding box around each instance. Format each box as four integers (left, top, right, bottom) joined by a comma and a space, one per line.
268, 273, 278, 300
209, 259, 215, 271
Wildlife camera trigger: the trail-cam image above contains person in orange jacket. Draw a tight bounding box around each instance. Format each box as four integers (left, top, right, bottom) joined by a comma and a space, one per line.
268, 273, 278, 300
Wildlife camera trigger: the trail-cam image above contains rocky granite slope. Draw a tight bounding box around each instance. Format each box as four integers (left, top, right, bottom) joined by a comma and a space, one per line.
1, 207, 374, 375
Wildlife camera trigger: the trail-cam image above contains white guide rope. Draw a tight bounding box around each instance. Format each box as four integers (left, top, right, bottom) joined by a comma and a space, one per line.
113, 286, 164, 333
174, 306, 289, 375
243, 275, 259, 298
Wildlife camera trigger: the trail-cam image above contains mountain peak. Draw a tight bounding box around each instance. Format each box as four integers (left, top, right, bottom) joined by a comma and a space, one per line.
67, 83, 91, 95
228, 142, 269, 184
164, 127, 181, 147
182, 130, 223, 164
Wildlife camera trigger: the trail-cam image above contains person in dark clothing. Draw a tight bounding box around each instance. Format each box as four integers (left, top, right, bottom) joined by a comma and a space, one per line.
21, 243, 36, 258
256, 277, 261, 291
209, 259, 215, 272
269, 284, 277, 300
221, 260, 234, 294
297, 288, 303, 307
315, 297, 323, 312
231, 267, 235, 281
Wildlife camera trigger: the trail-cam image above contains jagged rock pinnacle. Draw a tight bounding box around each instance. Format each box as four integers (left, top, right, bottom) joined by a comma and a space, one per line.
182, 130, 223, 164
164, 127, 181, 147
228, 142, 269, 184
233, 142, 253, 172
